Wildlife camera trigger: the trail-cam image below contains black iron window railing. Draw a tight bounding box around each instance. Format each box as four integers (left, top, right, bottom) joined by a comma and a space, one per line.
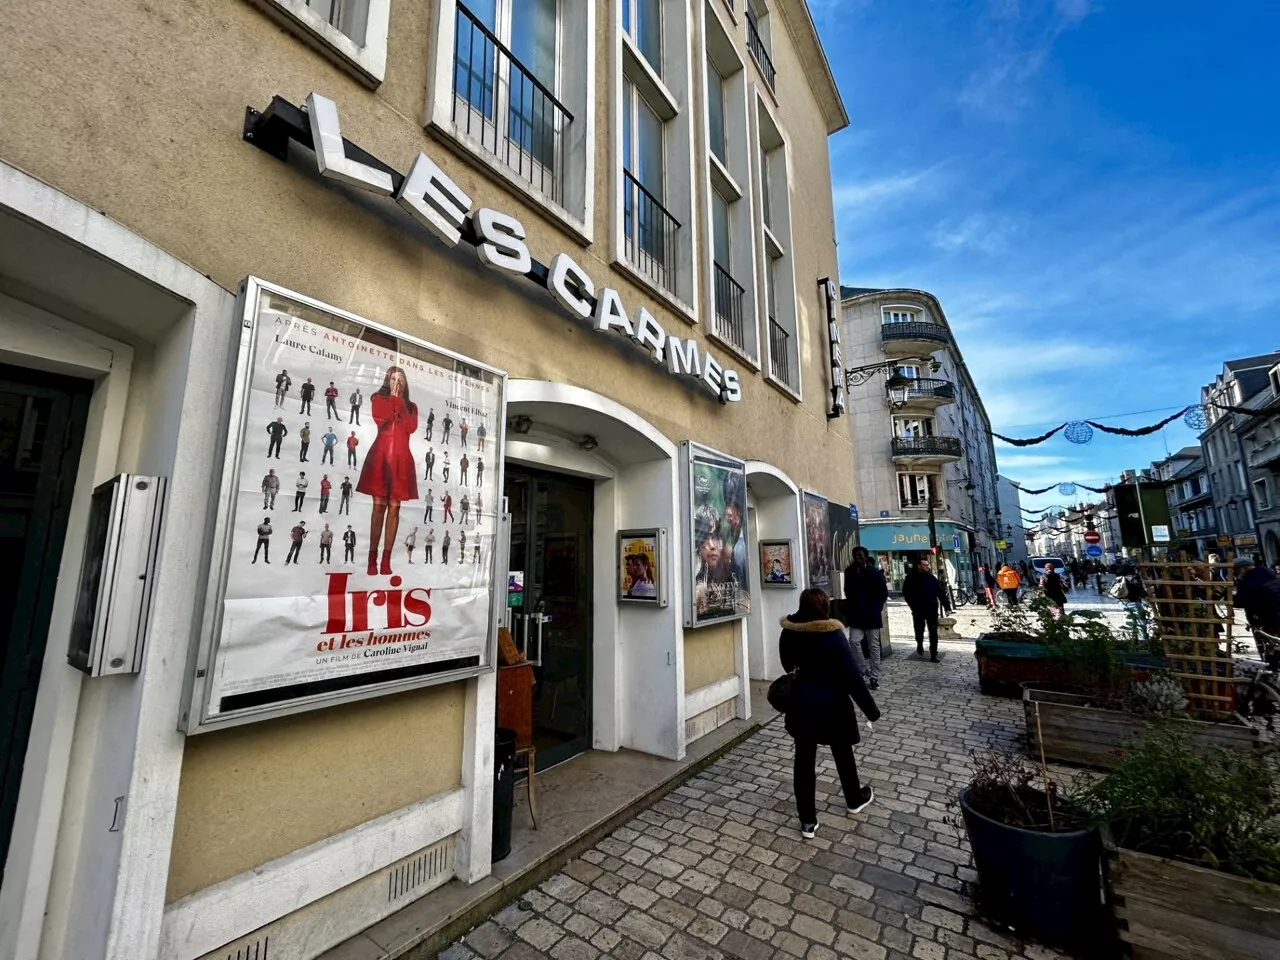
623, 170, 680, 295
898, 378, 956, 402
900, 496, 944, 509
891, 436, 964, 458
712, 262, 747, 352
881, 319, 950, 345
746, 13, 776, 90
452, 2, 573, 204
768, 316, 793, 387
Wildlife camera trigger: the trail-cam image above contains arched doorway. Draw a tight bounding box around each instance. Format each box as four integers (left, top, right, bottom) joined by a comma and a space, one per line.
743, 461, 803, 682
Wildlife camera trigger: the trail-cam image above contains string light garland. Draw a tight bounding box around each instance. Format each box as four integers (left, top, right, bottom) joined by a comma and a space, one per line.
993, 406, 1196, 446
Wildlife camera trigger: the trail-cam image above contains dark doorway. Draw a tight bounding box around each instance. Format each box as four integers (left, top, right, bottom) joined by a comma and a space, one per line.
0, 363, 91, 871
504, 466, 593, 771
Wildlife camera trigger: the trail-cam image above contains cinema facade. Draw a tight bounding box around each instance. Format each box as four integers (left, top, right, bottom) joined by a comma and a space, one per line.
0, 1, 854, 958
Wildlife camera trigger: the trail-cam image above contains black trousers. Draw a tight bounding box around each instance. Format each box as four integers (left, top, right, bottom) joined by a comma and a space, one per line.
326, 399, 338, 419
912, 611, 939, 655
253, 538, 269, 562
350, 405, 360, 424
344, 544, 355, 561
793, 739, 862, 824
1003, 588, 1019, 605
267, 438, 282, 458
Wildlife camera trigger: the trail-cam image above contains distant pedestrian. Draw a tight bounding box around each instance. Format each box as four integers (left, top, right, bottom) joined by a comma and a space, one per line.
343, 526, 357, 563
274, 369, 292, 408
339, 476, 352, 515
842, 546, 888, 690
404, 527, 418, 564
286, 521, 307, 564
299, 422, 311, 462
442, 412, 453, 443
325, 382, 340, 420
319, 475, 331, 513
293, 472, 308, 511
262, 469, 280, 509
460, 453, 470, 486
319, 524, 333, 564
458, 530, 467, 563
476, 458, 484, 488
441, 492, 454, 523
979, 564, 997, 607
442, 530, 451, 564
346, 431, 359, 467
903, 557, 950, 662
459, 418, 469, 448
424, 447, 435, 481
321, 428, 338, 465
780, 588, 880, 840
1042, 562, 1068, 617
266, 417, 287, 459
460, 494, 471, 525
477, 422, 487, 452
424, 527, 435, 564
424, 407, 435, 441
424, 487, 434, 522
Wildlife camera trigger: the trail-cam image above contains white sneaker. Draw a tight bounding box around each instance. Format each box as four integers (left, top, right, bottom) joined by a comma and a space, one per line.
847, 786, 875, 815
800, 822, 818, 839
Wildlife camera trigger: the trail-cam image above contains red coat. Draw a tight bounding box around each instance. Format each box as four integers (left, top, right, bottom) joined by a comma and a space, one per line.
357, 394, 419, 501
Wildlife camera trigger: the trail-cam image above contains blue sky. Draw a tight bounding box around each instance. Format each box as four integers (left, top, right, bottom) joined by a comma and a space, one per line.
811, 0, 1280, 513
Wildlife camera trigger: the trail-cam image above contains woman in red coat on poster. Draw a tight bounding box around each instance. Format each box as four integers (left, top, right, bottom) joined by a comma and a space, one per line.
357, 366, 419, 574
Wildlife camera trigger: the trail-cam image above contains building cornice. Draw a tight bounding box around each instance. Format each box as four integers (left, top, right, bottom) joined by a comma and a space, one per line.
776, 0, 848, 133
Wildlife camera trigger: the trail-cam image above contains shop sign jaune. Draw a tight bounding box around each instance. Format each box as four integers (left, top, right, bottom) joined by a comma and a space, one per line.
294, 93, 743, 403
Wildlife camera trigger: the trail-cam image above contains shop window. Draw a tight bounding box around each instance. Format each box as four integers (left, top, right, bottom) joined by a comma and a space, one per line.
429, 0, 593, 235
250, 0, 391, 83
613, 0, 695, 313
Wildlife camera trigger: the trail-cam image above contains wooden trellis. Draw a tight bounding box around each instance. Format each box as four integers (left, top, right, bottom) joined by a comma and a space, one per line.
1138, 559, 1237, 718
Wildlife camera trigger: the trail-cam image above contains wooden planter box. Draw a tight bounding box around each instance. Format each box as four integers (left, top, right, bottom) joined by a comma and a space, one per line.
1023, 688, 1264, 769
974, 635, 1162, 698
1107, 843, 1280, 959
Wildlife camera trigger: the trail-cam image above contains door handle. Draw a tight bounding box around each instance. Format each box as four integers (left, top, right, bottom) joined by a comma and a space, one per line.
529, 613, 546, 666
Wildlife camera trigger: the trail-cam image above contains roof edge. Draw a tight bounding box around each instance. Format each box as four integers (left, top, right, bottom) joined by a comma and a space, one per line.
777, 0, 849, 134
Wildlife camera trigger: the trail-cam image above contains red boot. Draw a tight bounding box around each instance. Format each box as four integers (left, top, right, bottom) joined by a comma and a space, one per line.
380, 549, 393, 576
367, 549, 378, 576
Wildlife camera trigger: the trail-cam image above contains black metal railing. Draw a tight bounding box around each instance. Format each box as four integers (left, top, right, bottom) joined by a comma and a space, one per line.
892, 436, 963, 459
900, 496, 944, 510
881, 320, 950, 346
746, 12, 776, 91
623, 169, 680, 295
768, 316, 793, 387
712, 262, 747, 351
898, 378, 956, 402
452, 2, 573, 203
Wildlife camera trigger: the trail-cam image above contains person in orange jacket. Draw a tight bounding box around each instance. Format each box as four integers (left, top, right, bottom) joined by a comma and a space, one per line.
996, 563, 1021, 606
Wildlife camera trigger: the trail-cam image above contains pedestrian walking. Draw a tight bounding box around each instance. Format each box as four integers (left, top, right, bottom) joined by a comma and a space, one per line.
460, 453, 469, 486
285, 521, 307, 564
475, 458, 484, 488
343, 526, 357, 563
293, 472, 308, 511
979, 564, 997, 607
252, 518, 272, 563
266, 417, 287, 459
318, 475, 331, 513
424, 447, 435, 481
996, 563, 1021, 606
299, 377, 315, 415
842, 546, 888, 690
339, 476, 352, 515
324, 381, 339, 420
321, 428, 338, 465
319, 524, 333, 564
274, 369, 292, 408
299, 422, 311, 462
349, 388, 362, 425
459, 417, 469, 449
424, 487, 433, 521
1042, 562, 1068, 617
262, 469, 280, 509
441, 530, 451, 564
902, 557, 950, 662
1234, 556, 1280, 660
346, 431, 359, 467
780, 588, 881, 839
424, 527, 435, 564
441, 491, 454, 523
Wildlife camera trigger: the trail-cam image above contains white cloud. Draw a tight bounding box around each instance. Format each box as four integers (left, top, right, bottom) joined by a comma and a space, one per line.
831, 168, 941, 219
992, 453, 1070, 468
931, 213, 1017, 255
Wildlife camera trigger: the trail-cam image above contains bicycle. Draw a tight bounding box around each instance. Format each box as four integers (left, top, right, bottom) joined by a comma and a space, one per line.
1235, 627, 1280, 729
951, 582, 978, 608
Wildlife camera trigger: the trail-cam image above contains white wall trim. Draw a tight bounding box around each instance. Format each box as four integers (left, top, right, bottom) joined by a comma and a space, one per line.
507, 380, 678, 460
159, 788, 465, 960
744, 459, 799, 495
246, 0, 390, 86
684, 675, 739, 719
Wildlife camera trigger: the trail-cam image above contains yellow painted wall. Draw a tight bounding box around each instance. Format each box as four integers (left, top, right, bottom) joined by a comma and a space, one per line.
166, 684, 464, 902
683, 622, 737, 692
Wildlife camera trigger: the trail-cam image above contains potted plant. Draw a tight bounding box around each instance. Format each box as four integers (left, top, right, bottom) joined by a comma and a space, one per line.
1075, 731, 1280, 959
957, 748, 1109, 951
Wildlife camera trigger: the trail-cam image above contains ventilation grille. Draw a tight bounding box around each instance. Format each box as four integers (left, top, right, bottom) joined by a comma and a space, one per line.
219, 936, 268, 960
388, 838, 451, 902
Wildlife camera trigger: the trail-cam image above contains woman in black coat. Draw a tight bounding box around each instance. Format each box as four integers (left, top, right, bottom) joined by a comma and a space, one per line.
780, 588, 881, 838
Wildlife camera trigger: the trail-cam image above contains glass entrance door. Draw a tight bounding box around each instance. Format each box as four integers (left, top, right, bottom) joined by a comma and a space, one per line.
0, 364, 91, 871
505, 466, 593, 770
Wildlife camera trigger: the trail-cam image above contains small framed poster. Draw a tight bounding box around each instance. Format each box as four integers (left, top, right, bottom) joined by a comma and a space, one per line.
619, 528, 667, 606
759, 540, 795, 587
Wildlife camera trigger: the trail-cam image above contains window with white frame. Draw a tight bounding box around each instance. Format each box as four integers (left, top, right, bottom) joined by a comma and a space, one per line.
1256, 478, 1272, 510
893, 364, 920, 379
898, 473, 941, 509
615, 0, 695, 308
894, 416, 936, 439
755, 95, 797, 392
703, 3, 756, 359
252, 0, 391, 82
429, 0, 592, 230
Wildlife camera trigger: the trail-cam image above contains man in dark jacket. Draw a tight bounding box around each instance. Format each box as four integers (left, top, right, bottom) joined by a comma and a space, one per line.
1234, 557, 1280, 661
843, 547, 888, 689
1042, 562, 1068, 616
902, 557, 950, 661
780, 588, 881, 838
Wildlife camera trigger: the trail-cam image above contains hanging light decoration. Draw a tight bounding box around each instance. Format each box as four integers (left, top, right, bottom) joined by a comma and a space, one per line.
1183, 405, 1209, 430
1064, 421, 1093, 445
1058, 482, 1077, 497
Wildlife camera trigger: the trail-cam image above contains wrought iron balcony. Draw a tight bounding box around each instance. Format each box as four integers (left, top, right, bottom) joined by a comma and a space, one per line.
881, 320, 951, 353
900, 496, 945, 510
712, 262, 747, 352
746, 12, 776, 91
891, 436, 963, 461
894, 377, 955, 406
768, 316, 794, 389
623, 170, 680, 296
452, 1, 573, 204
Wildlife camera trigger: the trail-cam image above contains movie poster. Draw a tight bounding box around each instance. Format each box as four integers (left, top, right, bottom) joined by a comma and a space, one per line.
198, 280, 503, 724
619, 530, 660, 603
759, 540, 794, 587
803, 490, 831, 590
684, 443, 751, 626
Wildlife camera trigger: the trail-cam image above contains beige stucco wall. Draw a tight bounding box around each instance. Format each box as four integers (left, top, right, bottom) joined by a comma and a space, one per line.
166, 684, 464, 902
2, 0, 851, 901
683, 622, 737, 692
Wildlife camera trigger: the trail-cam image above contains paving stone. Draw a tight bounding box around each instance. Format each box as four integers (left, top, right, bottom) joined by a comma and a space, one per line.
616, 910, 675, 950
719, 928, 775, 960
791, 913, 836, 945
771, 929, 810, 957
463, 921, 511, 958
548, 936, 598, 960
515, 918, 564, 952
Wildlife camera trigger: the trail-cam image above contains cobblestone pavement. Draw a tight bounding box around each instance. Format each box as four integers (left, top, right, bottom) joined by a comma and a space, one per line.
439, 629, 1072, 960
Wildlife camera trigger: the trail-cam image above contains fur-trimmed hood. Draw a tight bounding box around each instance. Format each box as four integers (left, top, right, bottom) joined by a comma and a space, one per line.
779, 617, 845, 632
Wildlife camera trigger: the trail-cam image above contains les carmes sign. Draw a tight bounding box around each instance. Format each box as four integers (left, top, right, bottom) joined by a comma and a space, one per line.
294, 92, 743, 403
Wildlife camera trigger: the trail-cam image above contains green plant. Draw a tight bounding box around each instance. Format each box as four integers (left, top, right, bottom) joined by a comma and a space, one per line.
1126, 675, 1189, 718
987, 599, 1035, 638
1074, 730, 1280, 884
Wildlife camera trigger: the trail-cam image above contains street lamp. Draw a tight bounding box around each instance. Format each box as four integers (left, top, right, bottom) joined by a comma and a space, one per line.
845, 356, 941, 391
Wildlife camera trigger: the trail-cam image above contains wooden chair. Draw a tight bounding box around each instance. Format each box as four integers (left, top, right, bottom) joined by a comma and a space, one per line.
497, 661, 537, 829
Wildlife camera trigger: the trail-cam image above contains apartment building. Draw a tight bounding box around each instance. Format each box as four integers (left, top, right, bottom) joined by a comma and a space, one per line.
995, 475, 1028, 565
1235, 359, 1280, 565
0, 2, 850, 958
839, 287, 1001, 591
